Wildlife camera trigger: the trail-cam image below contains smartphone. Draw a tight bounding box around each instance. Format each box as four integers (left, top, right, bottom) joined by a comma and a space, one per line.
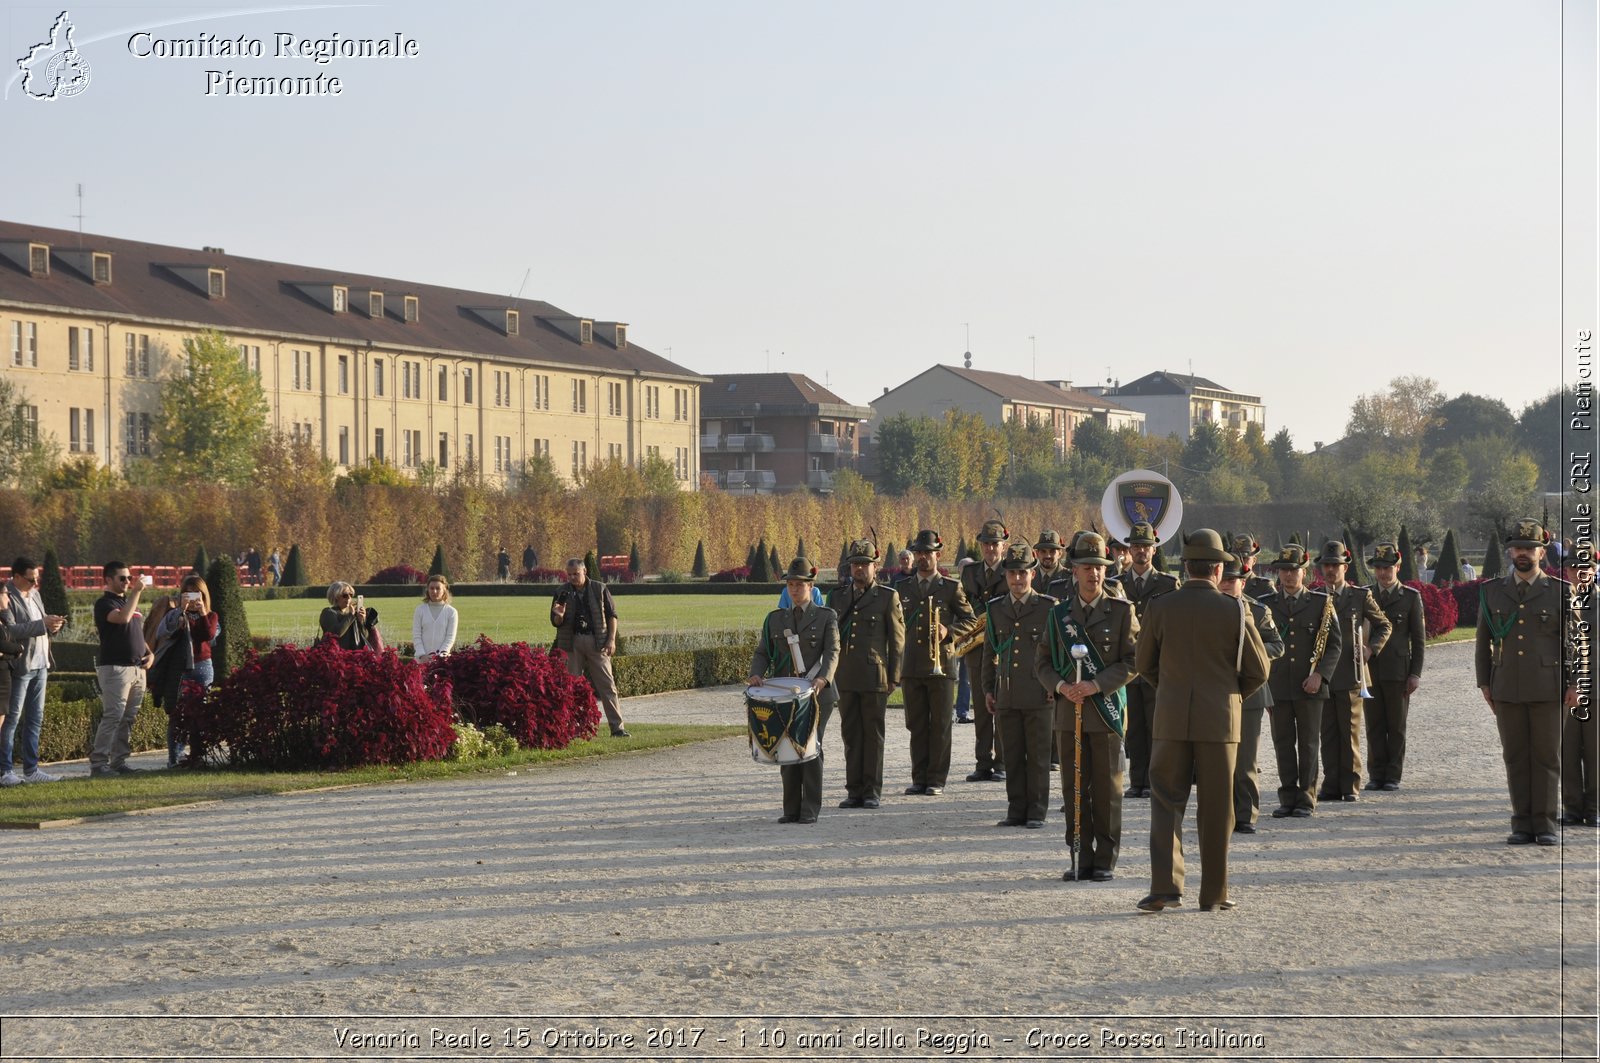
139, 573, 154, 587
182, 592, 201, 603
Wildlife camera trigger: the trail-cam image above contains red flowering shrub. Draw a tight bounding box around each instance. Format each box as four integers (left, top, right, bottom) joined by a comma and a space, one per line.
1451, 577, 1490, 627
709, 566, 751, 583
427, 636, 599, 748
1406, 579, 1459, 639
516, 567, 568, 584
368, 564, 427, 585
175, 640, 454, 769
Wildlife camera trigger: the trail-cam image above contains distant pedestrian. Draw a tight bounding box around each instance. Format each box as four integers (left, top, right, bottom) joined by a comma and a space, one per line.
497, 546, 512, 583
267, 548, 283, 587
550, 559, 628, 736
1, 560, 67, 786
91, 562, 155, 778
522, 544, 537, 574
246, 547, 262, 587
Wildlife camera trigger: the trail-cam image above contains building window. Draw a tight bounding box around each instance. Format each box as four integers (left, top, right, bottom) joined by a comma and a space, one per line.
338, 426, 350, 465
124, 412, 152, 457
373, 358, 385, 397
235, 342, 257, 377
673, 388, 688, 421
464, 434, 474, 465
374, 427, 386, 463
494, 435, 515, 473
645, 386, 660, 420
69, 408, 94, 453
609, 442, 623, 462
338, 355, 349, 395
68, 327, 94, 372
532, 374, 549, 410
404, 296, 419, 322
579, 320, 592, 344
9, 322, 19, 366
412, 362, 423, 400
207, 269, 226, 298
332, 286, 348, 312
616, 325, 627, 349
571, 379, 586, 413
92, 253, 111, 283
369, 292, 384, 318
462, 368, 474, 405
24, 322, 36, 366
571, 440, 586, 478
438, 432, 449, 468
506, 310, 519, 335
29, 244, 48, 276
533, 438, 549, 460
402, 361, 415, 399
607, 381, 623, 417
402, 429, 423, 467
16, 405, 38, 442
437, 365, 448, 403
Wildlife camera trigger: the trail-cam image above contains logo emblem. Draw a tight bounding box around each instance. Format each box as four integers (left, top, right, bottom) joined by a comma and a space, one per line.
1100, 468, 1185, 546
1117, 480, 1170, 527
18, 11, 91, 101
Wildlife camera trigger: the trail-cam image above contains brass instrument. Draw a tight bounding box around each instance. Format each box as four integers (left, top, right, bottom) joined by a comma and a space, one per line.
952, 627, 986, 659
1307, 593, 1336, 674
1352, 614, 1372, 698
928, 601, 945, 676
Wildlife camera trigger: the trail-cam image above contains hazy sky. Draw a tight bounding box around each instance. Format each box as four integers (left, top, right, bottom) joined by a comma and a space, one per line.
5, 0, 1592, 449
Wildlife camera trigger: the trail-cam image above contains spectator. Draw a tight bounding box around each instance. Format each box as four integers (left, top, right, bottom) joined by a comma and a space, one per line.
268, 547, 283, 587
522, 544, 538, 574
777, 582, 825, 609
246, 547, 262, 587
148, 574, 220, 767
497, 546, 512, 583
91, 562, 154, 778
1, 557, 67, 786
550, 558, 628, 736
412, 574, 459, 659
320, 582, 380, 650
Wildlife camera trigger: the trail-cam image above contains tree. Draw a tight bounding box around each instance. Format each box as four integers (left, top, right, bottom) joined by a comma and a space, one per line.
1344, 375, 1444, 447
509, 454, 567, 499
0, 376, 59, 490
584, 549, 600, 583
1481, 526, 1505, 579
691, 540, 708, 578
1069, 418, 1114, 461
751, 538, 772, 582
428, 544, 450, 582
1432, 529, 1464, 585
192, 545, 211, 577
1460, 435, 1538, 539
769, 543, 782, 576
336, 457, 408, 487
795, 538, 808, 564
1422, 394, 1517, 456
746, 543, 759, 570
1517, 388, 1571, 491
829, 468, 874, 507
205, 557, 251, 678
282, 544, 307, 587
875, 413, 944, 496
40, 548, 70, 632
154, 329, 269, 485
44, 455, 120, 491
1268, 427, 1302, 499
1397, 526, 1416, 583
628, 541, 641, 577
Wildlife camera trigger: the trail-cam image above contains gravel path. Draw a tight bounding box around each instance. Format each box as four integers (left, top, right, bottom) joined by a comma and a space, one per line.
4, 641, 1596, 1061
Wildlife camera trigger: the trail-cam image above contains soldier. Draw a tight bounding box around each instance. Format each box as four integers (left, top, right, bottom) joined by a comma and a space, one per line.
1119, 521, 1178, 799
1036, 531, 1138, 881
747, 558, 839, 824
827, 538, 905, 809
960, 519, 1010, 782
1219, 556, 1284, 834
954, 557, 977, 724
1314, 541, 1391, 802
1364, 542, 1426, 792
1032, 530, 1068, 593
979, 542, 1056, 829
1134, 529, 1270, 913
1107, 535, 1131, 581
896, 531, 980, 796
1560, 550, 1596, 827
1477, 520, 1585, 845
1263, 545, 1340, 817
1228, 534, 1276, 600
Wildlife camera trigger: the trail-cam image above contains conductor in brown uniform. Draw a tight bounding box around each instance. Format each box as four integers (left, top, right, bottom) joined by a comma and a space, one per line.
1314, 541, 1391, 802
1134, 529, 1270, 912
1363, 542, 1426, 791
896, 530, 980, 796
979, 541, 1056, 828
827, 538, 904, 809
1036, 531, 1138, 881
1263, 544, 1340, 817
1477, 519, 1584, 845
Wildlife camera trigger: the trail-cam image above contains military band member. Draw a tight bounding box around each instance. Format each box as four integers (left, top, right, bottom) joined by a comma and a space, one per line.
1119, 521, 1177, 799
1263, 545, 1340, 817
1560, 551, 1596, 827
1219, 557, 1284, 833
1032, 530, 1068, 594
961, 520, 1011, 782
897, 531, 980, 796
1134, 530, 1270, 913
1477, 520, 1585, 845
747, 558, 839, 824
1314, 541, 1391, 802
978, 542, 1056, 828
1107, 535, 1131, 581
1364, 542, 1425, 792
1036, 532, 1138, 881
1228, 534, 1276, 600
827, 539, 905, 810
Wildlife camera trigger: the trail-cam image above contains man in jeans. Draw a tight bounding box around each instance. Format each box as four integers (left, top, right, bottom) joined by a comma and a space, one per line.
549, 558, 628, 737
92, 561, 154, 777
1, 557, 67, 786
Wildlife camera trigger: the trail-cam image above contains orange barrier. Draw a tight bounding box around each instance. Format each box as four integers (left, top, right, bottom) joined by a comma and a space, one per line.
1, 563, 251, 589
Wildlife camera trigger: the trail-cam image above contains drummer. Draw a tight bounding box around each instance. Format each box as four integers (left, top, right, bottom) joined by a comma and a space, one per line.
748, 558, 840, 824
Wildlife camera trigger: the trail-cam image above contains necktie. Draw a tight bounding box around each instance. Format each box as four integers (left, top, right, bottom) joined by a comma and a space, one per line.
792, 606, 804, 626
921, 579, 930, 593
1517, 581, 1527, 601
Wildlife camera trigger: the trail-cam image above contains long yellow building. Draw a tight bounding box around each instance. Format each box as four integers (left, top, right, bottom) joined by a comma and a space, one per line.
0, 221, 705, 486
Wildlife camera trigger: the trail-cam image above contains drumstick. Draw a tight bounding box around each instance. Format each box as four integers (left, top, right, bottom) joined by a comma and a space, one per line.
784, 626, 807, 677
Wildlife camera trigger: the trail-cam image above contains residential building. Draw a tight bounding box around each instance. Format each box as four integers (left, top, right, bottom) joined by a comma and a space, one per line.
1095, 370, 1266, 441
0, 221, 706, 487
700, 373, 871, 493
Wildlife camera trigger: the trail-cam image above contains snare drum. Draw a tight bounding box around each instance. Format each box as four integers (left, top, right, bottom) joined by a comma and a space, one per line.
745, 677, 819, 765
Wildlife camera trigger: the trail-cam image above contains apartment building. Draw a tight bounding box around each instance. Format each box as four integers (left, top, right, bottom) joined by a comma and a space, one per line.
0, 221, 706, 487
699, 373, 871, 493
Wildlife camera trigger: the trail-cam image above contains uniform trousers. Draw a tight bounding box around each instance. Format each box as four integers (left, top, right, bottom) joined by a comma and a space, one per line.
564, 634, 625, 732
781, 701, 833, 820
1057, 718, 1123, 872
1494, 700, 1562, 835
1563, 708, 1599, 819
1123, 681, 1154, 789
995, 706, 1052, 822
1318, 688, 1364, 798
1149, 738, 1237, 907
1232, 707, 1263, 827
972, 667, 1003, 771
1269, 699, 1323, 811
1364, 679, 1411, 787
837, 690, 887, 801
902, 677, 954, 788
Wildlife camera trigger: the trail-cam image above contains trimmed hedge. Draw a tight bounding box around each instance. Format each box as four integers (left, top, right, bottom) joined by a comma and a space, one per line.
613, 643, 754, 698
40, 695, 167, 763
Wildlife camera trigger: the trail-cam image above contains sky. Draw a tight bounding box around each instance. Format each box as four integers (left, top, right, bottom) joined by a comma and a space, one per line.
4, 0, 1593, 451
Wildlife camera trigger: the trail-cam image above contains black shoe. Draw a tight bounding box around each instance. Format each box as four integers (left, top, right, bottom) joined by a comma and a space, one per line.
1507, 831, 1534, 845
610, 729, 631, 738
1136, 894, 1182, 912
839, 797, 865, 809
966, 769, 996, 782
1290, 808, 1312, 818
904, 784, 926, 795
1124, 786, 1142, 798
1535, 832, 1558, 846
1362, 782, 1381, 791
1090, 869, 1114, 882
1270, 806, 1292, 818
996, 818, 1024, 827
924, 785, 944, 796
956, 716, 974, 725
796, 814, 818, 824
1024, 819, 1044, 829
1340, 793, 1358, 802
992, 768, 1007, 780
1139, 788, 1152, 798
113, 764, 141, 775
1317, 791, 1339, 802
1201, 900, 1238, 912
1380, 782, 1400, 792
1586, 814, 1600, 828
1233, 822, 1258, 834
1559, 812, 1583, 826
778, 814, 797, 824
862, 797, 881, 809
1050, 760, 1060, 771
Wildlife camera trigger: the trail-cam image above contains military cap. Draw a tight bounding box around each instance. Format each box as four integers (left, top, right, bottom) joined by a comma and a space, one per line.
1367, 541, 1402, 567
1220, 557, 1247, 580
1001, 541, 1037, 570
1227, 533, 1261, 559
1067, 531, 1115, 567
783, 557, 818, 582
845, 538, 880, 565
976, 519, 1009, 544
1315, 540, 1354, 567
1269, 544, 1312, 570
910, 529, 944, 552
1034, 529, 1066, 551
1181, 528, 1234, 563
1506, 518, 1551, 549
1566, 552, 1595, 571
1127, 521, 1159, 546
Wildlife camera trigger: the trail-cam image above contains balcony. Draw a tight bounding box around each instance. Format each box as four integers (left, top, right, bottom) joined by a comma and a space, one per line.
699, 433, 721, 449
807, 433, 842, 453
722, 469, 777, 491
723, 433, 776, 452
806, 469, 835, 491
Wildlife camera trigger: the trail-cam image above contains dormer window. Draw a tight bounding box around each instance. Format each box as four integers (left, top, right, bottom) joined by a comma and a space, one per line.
207, 268, 226, 298
332, 286, 348, 312
28, 244, 48, 277
92, 253, 111, 284
369, 292, 384, 318
403, 296, 419, 323
615, 325, 627, 349
506, 310, 519, 336
579, 320, 593, 345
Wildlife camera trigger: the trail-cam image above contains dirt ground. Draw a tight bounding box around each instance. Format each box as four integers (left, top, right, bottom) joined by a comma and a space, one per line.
3, 641, 1595, 1061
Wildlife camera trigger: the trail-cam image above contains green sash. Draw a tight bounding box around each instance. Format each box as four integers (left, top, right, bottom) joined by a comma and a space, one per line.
1479, 585, 1517, 667
760, 614, 794, 677
1045, 603, 1126, 736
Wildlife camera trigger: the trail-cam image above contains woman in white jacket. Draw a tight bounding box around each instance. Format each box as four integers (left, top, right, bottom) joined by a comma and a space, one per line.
412, 574, 459, 659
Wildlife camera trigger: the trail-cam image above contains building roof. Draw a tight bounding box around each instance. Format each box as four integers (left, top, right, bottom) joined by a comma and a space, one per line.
875, 364, 1132, 412
1112, 370, 1237, 397
0, 220, 706, 382
702, 373, 871, 417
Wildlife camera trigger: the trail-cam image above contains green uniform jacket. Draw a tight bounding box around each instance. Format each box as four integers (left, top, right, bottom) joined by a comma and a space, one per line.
1241, 597, 1285, 711
1135, 581, 1270, 743
1475, 572, 1581, 702
977, 590, 1056, 712
1327, 584, 1392, 691
895, 573, 979, 679
824, 582, 905, 693
1370, 582, 1425, 682
750, 604, 839, 708
1034, 589, 1139, 732
1264, 588, 1341, 703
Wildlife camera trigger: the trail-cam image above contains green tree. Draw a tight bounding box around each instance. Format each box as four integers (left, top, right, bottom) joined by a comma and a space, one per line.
510, 454, 568, 499
1422, 394, 1517, 456
830, 467, 875, 507
1397, 526, 1416, 583
192, 545, 211, 577
769, 543, 782, 576
45, 455, 120, 491
1268, 427, 1302, 499
282, 544, 307, 587
1517, 388, 1571, 492
1425, 446, 1470, 499
1460, 435, 1538, 539
1481, 526, 1504, 579
205, 557, 251, 678
428, 544, 450, 581
40, 548, 70, 632
745, 543, 759, 570
1069, 418, 1114, 461
628, 541, 642, 577
0, 376, 60, 490
154, 329, 269, 485
751, 538, 773, 582
875, 413, 943, 496
1344, 375, 1444, 449
691, 540, 708, 578
336, 457, 408, 488
795, 538, 808, 564
1432, 529, 1465, 585
584, 549, 600, 582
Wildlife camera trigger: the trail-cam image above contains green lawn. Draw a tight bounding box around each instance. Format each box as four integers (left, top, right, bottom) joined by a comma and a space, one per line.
244, 592, 774, 644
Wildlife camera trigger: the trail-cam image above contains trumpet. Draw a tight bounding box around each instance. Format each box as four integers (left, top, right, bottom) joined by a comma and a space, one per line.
1352, 614, 1372, 699
928, 601, 945, 676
